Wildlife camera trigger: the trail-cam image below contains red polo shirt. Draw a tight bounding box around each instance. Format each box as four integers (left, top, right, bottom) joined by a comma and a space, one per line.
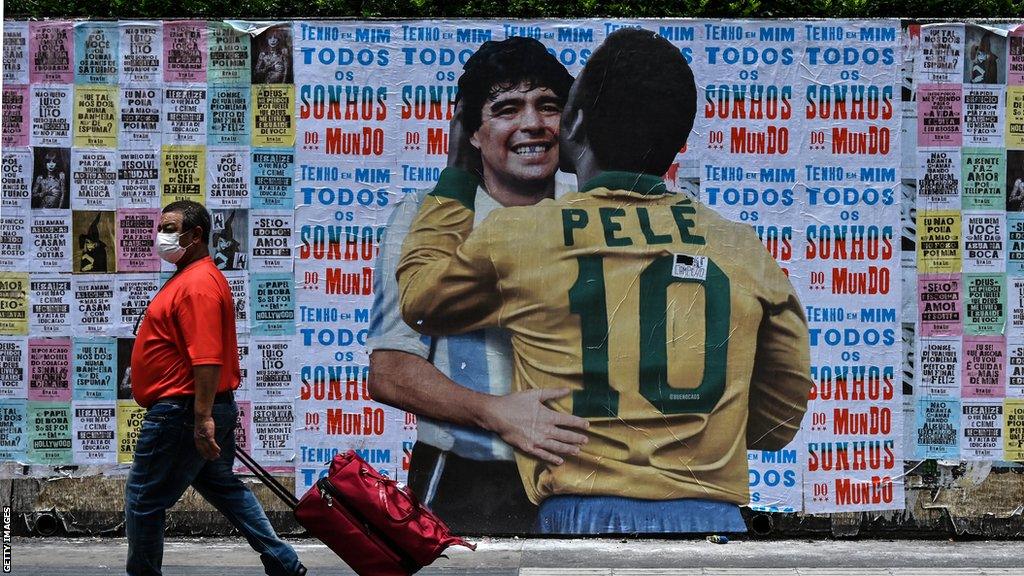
130, 256, 241, 408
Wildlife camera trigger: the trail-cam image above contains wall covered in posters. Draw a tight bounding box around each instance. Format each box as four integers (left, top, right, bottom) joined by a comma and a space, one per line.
1, 18, 1023, 533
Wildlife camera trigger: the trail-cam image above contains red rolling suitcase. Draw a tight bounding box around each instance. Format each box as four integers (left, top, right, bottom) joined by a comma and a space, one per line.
235, 448, 475, 576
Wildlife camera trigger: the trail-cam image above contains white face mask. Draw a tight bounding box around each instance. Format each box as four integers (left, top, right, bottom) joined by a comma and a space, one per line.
156, 231, 189, 263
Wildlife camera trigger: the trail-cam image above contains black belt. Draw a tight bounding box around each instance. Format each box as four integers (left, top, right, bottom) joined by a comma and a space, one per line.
160, 391, 234, 406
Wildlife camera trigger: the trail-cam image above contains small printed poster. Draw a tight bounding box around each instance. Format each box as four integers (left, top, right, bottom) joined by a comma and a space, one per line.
163, 87, 208, 146
207, 22, 251, 84
917, 149, 961, 210
28, 338, 72, 402
960, 400, 1004, 461
28, 401, 72, 464
116, 209, 160, 272
163, 21, 206, 83
72, 275, 116, 336
73, 86, 119, 149
30, 21, 74, 84
119, 87, 162, 150
250, 211, 294, 272
31, 86, 73, 148
72, 338, 117, 401
117, 150, 161, 208
72, 210, 117, 274
252, 85, 295, 147
251, 273, 295, 335
0, 400, 28, 460
962, 336, 1006, 398
4, 22, 30, 85
224, 270, 250, 334
115, 275, 159, 338
250, 149, 294, 210
160, 145, 205, 206
917, 211, 962, 273
917, 84, 962, 148
117, 399, 146, 464
1004, 399, 1024, 461
119, 21, 162, 84
918, 274, 962, 336
0, 273, 30, 336
249, 336, 294, 401
29, 274, 72, 334
208, 87, 251, 146
963, 274, 1006, 336
915, 396, 960, 459
29, 212, 72, 272
211, 209, 249, 270
252, 401, 294, 464
71, 149, 119, 210
0, 337, 29, 399
207, 148, 251, 208
917, 337, 962, 398
3, 86, 30, 148
74, 22, 119, 85
72, 402, 117, 464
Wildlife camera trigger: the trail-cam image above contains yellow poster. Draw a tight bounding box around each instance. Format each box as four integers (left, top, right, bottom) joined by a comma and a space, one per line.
117, 399, 146, 464
1006, 87, 1024, 149
917, 211, 962, 273
0, 272, 29, 335
73, 85, 118, 148
1005, 399, 1024, 462
160, 145, 206, 206
252, 85, 295, 147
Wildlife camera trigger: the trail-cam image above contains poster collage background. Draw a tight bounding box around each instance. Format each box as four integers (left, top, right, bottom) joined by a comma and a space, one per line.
1, 18, 1022, 518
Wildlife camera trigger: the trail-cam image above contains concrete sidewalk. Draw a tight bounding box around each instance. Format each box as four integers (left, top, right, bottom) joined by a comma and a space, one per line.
7, 537, 1024, 575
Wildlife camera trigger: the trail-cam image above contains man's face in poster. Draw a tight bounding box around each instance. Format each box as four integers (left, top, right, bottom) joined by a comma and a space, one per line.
470, 83, 562, 190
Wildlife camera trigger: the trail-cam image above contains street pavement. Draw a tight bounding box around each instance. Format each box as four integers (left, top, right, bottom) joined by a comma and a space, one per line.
8, 537, 1024, 575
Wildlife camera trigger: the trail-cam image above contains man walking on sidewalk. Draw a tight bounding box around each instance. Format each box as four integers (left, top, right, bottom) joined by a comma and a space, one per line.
125, 200, 305, 576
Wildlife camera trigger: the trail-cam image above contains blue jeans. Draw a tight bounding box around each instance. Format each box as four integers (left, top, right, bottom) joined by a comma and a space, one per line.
536, 494, 747, 534
125, 400, 303, 576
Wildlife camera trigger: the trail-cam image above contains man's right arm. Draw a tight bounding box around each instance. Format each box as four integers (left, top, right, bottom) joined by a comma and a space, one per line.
367, 192, 587, 464
368, 350, 588, 465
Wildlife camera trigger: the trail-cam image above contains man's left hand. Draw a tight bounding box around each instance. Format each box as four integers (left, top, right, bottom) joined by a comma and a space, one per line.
194, 415, 221, 460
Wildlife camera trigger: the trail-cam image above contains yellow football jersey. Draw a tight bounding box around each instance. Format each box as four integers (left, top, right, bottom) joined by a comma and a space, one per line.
398, 169, 811, 505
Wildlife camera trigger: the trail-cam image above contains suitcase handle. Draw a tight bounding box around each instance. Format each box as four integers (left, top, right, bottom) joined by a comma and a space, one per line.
359, 466, 421, 523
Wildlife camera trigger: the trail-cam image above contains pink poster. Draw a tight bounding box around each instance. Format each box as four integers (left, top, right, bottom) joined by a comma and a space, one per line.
918, 273, 962, 337
28, 338, 71, 402
2, 86, 29, 148
962, 336, 1006, 398
234, 399, 252, 453
116, 209, 160, 272
163, 21, 206, 83
917, 84, 963, 147
29, 21, 74, 84
1009, 25, 1024, 86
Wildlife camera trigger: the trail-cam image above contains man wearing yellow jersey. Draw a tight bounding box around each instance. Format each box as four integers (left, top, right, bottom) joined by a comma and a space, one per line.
397, 28, 811, 534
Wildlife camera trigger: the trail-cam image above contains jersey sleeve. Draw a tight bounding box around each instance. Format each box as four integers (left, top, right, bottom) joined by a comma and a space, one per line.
746, 241, 813, 451
178, 287, 226, 366
396, 168, 502, 336
365, 191, 431, 358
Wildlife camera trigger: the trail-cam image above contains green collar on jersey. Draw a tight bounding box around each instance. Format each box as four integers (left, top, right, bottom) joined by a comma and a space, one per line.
430, 167, 481, 211
580, 171, 668, 196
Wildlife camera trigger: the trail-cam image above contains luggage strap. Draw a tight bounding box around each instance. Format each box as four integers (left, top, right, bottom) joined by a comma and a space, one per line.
236, 447, 299, 511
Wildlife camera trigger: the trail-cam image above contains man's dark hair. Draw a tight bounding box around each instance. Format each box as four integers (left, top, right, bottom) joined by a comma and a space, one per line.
458, 37, 574, 134
163, 200, 211, 243
575, 28, 696, 176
